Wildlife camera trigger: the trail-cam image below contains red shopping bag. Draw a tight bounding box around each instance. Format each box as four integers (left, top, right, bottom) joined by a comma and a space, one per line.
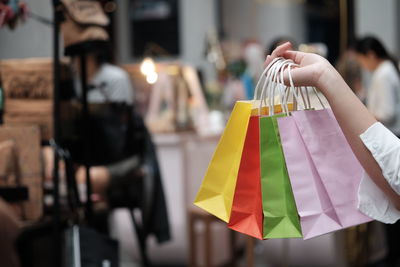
228, 116, 263, 239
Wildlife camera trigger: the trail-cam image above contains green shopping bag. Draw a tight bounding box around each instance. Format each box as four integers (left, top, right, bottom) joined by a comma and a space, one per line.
260, 114, 302, 239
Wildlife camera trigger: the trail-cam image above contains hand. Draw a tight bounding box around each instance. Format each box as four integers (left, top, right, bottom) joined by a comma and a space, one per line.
265, 42, 335, 91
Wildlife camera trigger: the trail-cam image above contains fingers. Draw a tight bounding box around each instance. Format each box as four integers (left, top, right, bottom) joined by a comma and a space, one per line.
282, 66, 315, 87
264, 42, 309, 67
282, 50, 307, 65
272, 42, 293, 58
264, 55, 272, 67
264, 42, 293, 67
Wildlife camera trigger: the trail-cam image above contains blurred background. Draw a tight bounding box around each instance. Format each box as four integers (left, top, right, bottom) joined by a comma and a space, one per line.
0, 0, 399, 266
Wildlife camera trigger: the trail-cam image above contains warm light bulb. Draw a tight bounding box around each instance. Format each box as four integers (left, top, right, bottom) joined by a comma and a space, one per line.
140, 57, 155, 76
146, 72, 158, 84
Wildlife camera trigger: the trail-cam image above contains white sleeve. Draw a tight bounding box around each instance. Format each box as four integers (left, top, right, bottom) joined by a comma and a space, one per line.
357, 122, 400, 223
106, 72, 134, 104
358, 172, 400, 223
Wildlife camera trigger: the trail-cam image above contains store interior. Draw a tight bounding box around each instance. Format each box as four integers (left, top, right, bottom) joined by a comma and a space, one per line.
1, 0, 400, 266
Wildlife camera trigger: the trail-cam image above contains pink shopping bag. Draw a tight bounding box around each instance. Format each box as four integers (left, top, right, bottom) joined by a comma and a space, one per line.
278, 108, 372, 239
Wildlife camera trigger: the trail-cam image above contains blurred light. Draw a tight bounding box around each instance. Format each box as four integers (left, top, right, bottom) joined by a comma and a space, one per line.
140, 57, 156, 76
146, 72, 158, 84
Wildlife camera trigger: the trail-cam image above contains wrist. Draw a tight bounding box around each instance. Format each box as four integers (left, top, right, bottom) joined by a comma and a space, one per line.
317, 64, 345, 97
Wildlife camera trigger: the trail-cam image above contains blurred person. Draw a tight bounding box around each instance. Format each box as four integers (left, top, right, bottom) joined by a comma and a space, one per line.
69, 44, 135, 199
354, 36, 400, 137
41, 44, 139, 234
42, 44, 138, 205
336, 49, 365, 102
55, 43, 170, 246
222, 59, 246, 108
241, 41, 265, 99
240, 38, 297, 100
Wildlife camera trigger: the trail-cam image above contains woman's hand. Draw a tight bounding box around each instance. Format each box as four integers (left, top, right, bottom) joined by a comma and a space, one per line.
265, 42, 336, 93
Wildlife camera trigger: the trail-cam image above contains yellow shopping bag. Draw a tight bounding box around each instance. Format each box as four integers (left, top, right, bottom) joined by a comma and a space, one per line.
194, 101, 252, 222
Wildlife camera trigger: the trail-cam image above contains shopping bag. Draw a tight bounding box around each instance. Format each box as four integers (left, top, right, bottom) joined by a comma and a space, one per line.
278, 115, 343, 239
281, 108, 371, 239
228, 116, 263, 239
194, 101, 252, 222
260, 114, 302, 239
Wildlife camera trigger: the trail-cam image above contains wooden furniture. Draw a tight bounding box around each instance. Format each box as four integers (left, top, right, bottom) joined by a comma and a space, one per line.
0, 58, 70, 141
0, 125, 43, 221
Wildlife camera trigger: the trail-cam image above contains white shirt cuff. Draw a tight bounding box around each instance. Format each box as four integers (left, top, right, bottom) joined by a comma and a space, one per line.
358, 172, 400, 224
358, 122, 400, 223
360, 122, 400, 194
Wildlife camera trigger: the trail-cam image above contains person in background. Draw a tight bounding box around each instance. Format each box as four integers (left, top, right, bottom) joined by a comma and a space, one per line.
41, 45, 139, 234
240, 41, 265, 100
222, 59, 246, 109
59, 44, 170, 244
354, 36, 400, 137
43, 44, 138, 202
70, 44, 136, 199
336, 49, 365, 102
